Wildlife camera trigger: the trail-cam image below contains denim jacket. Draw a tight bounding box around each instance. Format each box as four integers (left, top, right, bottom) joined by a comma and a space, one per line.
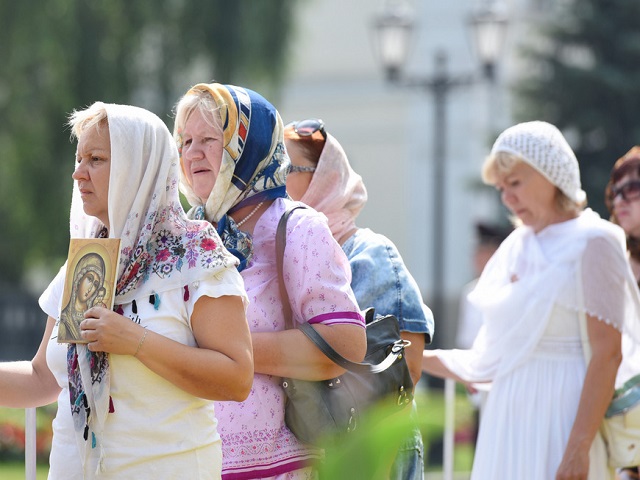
341, 228, 434, 343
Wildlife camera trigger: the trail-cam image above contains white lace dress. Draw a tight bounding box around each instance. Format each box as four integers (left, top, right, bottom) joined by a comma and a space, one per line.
470, 303, 611, 479
439, 210, 640, 479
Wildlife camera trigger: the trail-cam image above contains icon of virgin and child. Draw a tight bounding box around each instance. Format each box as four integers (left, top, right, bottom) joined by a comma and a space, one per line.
58, 239, 119, 343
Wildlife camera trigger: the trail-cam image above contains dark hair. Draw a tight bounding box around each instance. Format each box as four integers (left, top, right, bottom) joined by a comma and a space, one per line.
475, 222, 512, 246
605, 146, 640, 262
283, 125, 325, 166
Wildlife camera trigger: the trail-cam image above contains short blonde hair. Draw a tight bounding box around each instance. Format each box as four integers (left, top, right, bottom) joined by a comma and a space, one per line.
482, 151, 585, 216
173, 89, 223, 145
68, 102, 109, 140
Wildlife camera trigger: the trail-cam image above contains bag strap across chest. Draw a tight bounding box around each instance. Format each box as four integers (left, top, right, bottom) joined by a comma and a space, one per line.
276, 205, 408, 375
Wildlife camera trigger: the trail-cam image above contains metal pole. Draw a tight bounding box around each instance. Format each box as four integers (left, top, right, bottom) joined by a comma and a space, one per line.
427, 50, 457, 480
443, 378, 456, 480
25, 407, 37, 480
429, 50, 448, 334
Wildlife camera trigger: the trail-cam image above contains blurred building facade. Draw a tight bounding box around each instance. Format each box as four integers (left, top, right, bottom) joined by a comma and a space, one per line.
278, 0, 536, 347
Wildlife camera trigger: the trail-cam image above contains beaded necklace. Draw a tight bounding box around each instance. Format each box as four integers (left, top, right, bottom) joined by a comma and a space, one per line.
236, 202, 265, 227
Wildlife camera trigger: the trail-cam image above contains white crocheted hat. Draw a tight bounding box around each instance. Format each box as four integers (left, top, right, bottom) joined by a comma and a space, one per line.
491, 121, 587, 204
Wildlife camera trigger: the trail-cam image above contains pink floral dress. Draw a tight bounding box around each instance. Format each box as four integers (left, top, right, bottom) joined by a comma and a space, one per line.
215, 198, 365, 480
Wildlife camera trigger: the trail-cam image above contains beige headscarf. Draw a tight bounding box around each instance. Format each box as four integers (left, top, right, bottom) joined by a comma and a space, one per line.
297, 133, 367, 243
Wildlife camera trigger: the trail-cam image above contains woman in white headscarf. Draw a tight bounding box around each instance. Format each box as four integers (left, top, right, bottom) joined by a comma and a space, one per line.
0, 102, 253, 479
422, 121, 640, 479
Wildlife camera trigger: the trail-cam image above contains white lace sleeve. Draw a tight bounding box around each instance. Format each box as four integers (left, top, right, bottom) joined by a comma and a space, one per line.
581, 233, 640, 385
581, 235, 636, 333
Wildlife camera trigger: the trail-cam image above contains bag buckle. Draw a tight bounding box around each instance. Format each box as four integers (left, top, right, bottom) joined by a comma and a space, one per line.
347, 407, 357, 432
391, 339, 412, 355
397, 385, 410, 406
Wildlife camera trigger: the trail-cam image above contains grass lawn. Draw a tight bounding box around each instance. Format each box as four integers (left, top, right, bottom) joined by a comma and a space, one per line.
0, 386, 476, 477
0, 462, 48, 480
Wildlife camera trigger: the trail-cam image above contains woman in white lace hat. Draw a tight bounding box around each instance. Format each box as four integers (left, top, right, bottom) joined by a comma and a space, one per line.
422, 121, 640, 479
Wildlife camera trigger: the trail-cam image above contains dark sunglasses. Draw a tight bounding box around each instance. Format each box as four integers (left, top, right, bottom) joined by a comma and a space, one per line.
287, 118, 327, 140
611, 180, 640, 202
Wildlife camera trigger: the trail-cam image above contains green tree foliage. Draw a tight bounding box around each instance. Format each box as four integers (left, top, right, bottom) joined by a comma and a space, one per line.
514, 0, 640, 216
0, 0, 294, 284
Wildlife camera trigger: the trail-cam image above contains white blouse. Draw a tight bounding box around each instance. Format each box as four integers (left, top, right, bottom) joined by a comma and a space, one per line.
39, 268, 247, 479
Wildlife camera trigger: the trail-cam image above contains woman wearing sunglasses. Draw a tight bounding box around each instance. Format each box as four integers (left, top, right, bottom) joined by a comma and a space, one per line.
284, 119, 434, 480
173, 83, 367, 480
605, 147, 640, 480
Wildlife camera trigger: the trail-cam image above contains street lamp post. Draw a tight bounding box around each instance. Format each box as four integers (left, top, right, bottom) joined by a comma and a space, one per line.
373, 4, 507, 478
420, 51, 473, 336
373, 1, 507, 328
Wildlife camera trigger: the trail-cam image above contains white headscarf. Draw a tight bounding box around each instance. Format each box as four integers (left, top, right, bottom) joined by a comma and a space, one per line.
67, 103, 238, 476
491, 121, 587, 204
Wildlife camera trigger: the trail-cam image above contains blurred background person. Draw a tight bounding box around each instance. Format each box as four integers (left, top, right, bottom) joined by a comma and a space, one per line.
455, 221, 511, 450
422, 121, 640, 479
606, 146, 640, 285
456, 222, 513, 350
174, 84, 367, 479
284, 118, 434, 480
605, 146, 640, 480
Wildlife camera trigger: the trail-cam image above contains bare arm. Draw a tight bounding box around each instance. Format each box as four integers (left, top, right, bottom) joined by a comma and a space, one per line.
401, 331, 426, 388
252, 323, 366, 380
81, 295, 254, 401
0, 317, 61, 408
556, 314, 621, 480
421, 349, 471, 385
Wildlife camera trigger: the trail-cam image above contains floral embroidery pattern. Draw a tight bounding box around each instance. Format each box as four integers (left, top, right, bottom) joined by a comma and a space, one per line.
116, 204, 228, 295
214, 200, 363, 477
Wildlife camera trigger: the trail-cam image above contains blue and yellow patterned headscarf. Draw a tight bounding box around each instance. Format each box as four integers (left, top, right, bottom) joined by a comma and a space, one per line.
175, 83, 289, 270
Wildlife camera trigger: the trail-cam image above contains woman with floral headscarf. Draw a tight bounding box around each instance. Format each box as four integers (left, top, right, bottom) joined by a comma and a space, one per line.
0, 102, 253, 479
173, 83, 367, 479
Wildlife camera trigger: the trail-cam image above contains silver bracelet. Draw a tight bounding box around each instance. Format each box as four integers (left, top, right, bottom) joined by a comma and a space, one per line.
134, 329, 148, 357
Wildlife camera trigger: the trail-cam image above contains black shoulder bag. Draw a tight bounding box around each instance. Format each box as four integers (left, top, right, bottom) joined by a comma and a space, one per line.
277, 206, 414, 445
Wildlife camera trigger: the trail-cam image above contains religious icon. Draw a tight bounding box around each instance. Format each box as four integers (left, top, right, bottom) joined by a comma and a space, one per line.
58, 238, 120, 343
